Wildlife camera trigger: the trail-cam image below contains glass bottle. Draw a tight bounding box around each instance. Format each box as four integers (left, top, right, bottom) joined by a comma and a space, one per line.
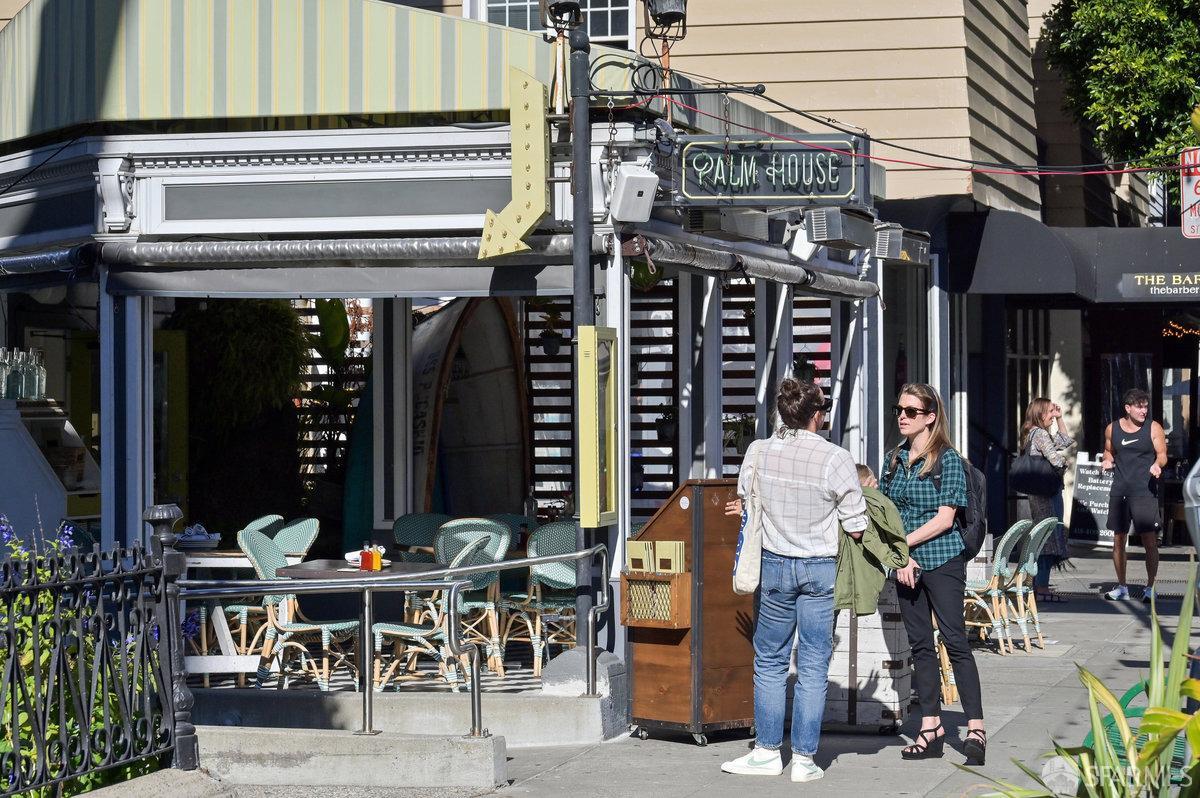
33, 350, 47, 400
0, 348, 9, 400
7, 351, 25, 400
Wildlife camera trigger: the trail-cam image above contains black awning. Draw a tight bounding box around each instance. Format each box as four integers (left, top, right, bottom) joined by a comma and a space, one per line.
1056, 226, 1200, 303
949, 209, 1088, 297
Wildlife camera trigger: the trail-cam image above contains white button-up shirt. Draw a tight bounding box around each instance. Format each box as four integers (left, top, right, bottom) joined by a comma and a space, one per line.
737, 428, 868, 558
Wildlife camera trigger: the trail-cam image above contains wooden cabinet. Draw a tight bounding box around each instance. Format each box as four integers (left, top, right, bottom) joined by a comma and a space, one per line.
626, 479, 754, 745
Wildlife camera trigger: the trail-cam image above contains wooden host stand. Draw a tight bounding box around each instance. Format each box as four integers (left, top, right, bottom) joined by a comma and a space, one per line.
623, 478, 755, 745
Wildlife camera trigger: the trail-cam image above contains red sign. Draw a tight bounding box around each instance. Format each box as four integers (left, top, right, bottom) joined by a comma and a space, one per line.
1183, 147, 1200, 239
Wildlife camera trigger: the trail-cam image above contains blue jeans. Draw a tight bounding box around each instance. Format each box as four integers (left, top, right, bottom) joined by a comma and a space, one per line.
753, 550, 836, 757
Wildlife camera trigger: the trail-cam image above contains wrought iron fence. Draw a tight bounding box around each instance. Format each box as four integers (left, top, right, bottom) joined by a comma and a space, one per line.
0, 523, 180, 796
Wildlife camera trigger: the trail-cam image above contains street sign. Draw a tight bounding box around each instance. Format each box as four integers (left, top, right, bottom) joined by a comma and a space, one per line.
675, 134, 871, 208
1183, 147, 1200, 239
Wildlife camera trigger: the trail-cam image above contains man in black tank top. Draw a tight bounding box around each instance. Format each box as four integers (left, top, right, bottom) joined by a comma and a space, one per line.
1101, 388, 1167, 603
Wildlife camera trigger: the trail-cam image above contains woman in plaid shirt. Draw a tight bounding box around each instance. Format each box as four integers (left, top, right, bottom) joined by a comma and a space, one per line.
880, 383, 986, 766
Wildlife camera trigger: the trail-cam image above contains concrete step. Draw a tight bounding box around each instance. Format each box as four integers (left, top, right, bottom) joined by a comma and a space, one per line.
196, 725, 506, 789
193, 687, 613, 747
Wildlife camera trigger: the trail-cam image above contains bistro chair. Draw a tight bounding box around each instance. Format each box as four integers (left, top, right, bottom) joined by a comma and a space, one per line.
372, 532, 490, 692
1005, 517, 1061, 652
435, 518, 511, 676
392, 513, 452, 563
269, 517, 320, 558
501, 521, 578, 677
487, 513, 540, 593
964, 519, 1033, 654
240, 527, 359, 691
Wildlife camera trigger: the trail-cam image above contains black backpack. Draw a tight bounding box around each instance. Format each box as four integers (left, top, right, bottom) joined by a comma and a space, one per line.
886, 448, 988, 560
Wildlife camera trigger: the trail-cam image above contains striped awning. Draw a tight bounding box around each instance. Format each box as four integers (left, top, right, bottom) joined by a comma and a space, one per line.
0, 0, 809, 147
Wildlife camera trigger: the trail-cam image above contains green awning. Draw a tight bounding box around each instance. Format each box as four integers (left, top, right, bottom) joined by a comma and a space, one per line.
0, 0, 808, 147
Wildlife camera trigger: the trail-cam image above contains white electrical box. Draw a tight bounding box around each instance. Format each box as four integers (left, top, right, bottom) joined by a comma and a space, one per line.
608, 163, 659, 223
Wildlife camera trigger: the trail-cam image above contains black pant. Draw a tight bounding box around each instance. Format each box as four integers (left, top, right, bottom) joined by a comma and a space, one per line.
896, 554, 984, 720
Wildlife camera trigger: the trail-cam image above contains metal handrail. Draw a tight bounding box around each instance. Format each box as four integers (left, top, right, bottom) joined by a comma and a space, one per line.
178, 543, 611, 734
179, 578, 479, 737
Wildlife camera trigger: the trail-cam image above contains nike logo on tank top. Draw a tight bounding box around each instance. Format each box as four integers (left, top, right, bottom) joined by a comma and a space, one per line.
1111, 419, 1157, 498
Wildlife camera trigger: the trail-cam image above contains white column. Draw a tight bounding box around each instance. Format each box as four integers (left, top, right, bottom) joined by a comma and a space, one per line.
753, 280, 788, 438
603, 243, 632, 563
701, 276, 723, 478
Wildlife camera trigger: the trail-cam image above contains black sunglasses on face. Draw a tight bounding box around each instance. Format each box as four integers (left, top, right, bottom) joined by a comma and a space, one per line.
893, 404, 928, 419
819, 397, 833, 412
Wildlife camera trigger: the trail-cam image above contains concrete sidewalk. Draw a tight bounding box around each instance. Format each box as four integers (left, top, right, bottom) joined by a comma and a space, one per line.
210, 545, 1193, 798
488, 546, 1194, 798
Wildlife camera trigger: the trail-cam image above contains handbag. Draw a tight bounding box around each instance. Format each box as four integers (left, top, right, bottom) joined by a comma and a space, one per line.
1010, 436, 1063, 497
732, 446, 766, 595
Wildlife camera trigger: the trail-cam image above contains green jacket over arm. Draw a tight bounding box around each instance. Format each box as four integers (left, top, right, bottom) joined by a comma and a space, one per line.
835, 487, 910, 615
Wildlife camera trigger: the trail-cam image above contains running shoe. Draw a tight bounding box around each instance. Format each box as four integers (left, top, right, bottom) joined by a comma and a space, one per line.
1142, 586, 1155, 605
1104, 584, 1129, 600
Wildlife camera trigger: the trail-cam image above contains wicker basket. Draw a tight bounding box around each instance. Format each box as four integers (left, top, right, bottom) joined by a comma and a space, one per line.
620, 571, 691, 630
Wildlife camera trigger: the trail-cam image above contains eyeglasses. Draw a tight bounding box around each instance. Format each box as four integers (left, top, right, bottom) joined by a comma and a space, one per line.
893, 404, 929, 419
819, 397, 833, 412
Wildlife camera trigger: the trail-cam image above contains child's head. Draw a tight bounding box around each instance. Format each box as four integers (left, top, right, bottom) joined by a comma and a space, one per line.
856, 464, 877, 488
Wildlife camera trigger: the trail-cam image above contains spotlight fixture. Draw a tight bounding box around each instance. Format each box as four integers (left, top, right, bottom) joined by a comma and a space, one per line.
540, 0, 583, 29
873, 222, 931, 266
645, 0, 687, 27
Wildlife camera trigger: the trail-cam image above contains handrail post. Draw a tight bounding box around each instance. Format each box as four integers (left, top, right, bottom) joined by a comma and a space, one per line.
146, 503, 198, 770
585, 544, 610, 696
355, 587, 379, 735
446, 584, 486, 738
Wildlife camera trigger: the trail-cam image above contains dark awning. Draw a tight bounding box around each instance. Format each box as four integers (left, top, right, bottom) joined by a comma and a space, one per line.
949, 209, 1088, 297
1056, 226, 1200, 303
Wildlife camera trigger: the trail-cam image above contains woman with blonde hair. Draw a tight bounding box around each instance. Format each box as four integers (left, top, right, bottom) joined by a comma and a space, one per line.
1019, 398, 1073, 601
880, 383, 985, 765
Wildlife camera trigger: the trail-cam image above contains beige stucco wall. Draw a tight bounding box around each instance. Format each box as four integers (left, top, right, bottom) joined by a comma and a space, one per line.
651, 0, 1041, 215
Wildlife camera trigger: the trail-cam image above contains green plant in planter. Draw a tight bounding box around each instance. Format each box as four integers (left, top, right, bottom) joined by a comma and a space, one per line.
722, 413, 756, 454
630, 258, 662, 292
960, 566, 1200, 797
0, 518, 168, 797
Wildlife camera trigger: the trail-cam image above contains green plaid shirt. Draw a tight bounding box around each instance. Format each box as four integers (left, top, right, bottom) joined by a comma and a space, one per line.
880, 445, 968, 571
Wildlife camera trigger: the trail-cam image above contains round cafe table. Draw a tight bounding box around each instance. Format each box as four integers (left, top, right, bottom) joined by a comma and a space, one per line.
275, 559, 440, 579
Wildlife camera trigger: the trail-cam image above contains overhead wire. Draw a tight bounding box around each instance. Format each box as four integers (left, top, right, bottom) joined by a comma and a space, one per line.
598, 55, 1187, 176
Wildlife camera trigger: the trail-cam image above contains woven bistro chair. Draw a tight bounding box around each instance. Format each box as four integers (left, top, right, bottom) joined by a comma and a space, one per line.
435, 518, 511, 676
500, 521, 578, 677
392, 513, 452, 563
1004, 517, 1061, 652
240, 527, 359, 691
371, 532, 491, 692
269, 517, 320, 558
964, 519, 1033, 654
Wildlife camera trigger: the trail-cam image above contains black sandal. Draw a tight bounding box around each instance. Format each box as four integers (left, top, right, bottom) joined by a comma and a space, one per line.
901, 725, 945, 760
963, 728, 987, 766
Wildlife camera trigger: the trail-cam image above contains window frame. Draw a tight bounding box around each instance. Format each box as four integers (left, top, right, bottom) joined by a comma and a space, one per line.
464, 0, 636, 50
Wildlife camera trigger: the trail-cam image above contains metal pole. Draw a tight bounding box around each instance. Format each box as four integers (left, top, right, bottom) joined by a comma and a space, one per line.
355, 588, 378, 735
569, 23, 596, 682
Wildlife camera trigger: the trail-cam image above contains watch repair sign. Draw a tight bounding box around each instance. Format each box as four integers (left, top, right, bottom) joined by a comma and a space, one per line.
1183, 147, 1200, 239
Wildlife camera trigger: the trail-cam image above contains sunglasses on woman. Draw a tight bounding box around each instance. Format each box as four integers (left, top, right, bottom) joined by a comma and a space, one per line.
892, 404, 929, 419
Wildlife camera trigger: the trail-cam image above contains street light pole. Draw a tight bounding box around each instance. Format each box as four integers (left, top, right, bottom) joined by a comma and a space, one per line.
569, 23, 596, 654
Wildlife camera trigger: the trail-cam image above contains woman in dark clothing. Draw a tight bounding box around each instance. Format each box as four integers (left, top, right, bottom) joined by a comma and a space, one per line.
880, 383, 985, 766
1019, 398, 1074, 602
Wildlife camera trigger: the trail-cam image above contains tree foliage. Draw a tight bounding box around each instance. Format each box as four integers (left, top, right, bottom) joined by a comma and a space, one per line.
1042, 0, 1200, 164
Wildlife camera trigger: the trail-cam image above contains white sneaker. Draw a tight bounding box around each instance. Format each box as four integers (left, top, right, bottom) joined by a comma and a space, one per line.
1104, 584, 1129, 600
791, 755, 824, 783
721, 747, 783, 776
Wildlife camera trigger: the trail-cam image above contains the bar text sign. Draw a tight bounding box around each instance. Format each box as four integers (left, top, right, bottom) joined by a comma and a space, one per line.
676, 135, 866, 207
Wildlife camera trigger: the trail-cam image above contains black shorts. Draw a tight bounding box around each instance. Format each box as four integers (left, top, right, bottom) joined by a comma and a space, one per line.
1106, 495, 1161, 535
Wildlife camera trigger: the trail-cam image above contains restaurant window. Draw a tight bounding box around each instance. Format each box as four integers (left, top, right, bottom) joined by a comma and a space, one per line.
480, 0, 633, 47
882, 262, 931, 450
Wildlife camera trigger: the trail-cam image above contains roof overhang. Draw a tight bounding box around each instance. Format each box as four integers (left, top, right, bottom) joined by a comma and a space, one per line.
0, 0, 815, 149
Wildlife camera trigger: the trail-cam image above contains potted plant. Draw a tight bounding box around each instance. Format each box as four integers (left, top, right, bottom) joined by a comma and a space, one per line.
539, 310, 567, 356
722, 413, 756, 454
654, 406, 677, 443
630, 258, 662, 292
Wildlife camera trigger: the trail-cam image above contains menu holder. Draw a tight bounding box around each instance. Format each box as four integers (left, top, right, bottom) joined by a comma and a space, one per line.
655, 541, 685, 573
626, 540, 655, 573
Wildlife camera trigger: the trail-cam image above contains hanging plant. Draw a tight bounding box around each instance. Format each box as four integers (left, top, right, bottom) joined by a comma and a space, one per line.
793, 351, 817, 382
539, 310, 567, 356
654, 406, 677, 442
630, 258, 662, 292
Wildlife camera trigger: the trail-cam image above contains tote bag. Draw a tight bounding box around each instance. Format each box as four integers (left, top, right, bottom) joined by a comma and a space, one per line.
732, 446, 766, 595
1010, 437, 1063, 497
